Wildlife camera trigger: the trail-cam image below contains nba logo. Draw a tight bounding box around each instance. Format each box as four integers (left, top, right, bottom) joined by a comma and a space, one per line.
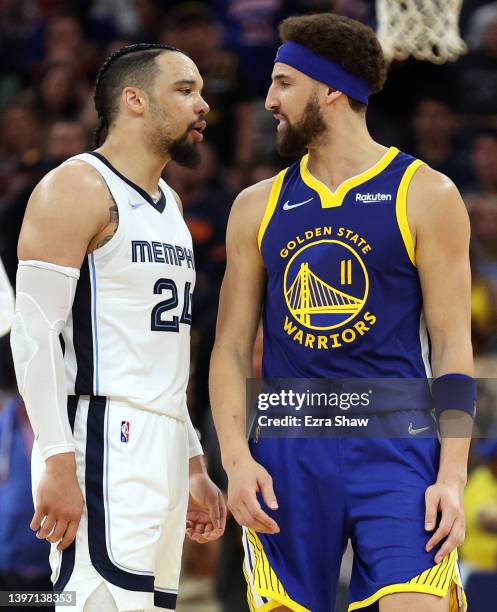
121, 421, 130, 443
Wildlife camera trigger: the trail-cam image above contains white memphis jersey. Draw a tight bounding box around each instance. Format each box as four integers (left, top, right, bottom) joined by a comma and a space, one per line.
61, 152, 195, 421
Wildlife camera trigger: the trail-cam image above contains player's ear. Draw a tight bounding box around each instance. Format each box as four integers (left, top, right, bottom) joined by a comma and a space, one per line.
325, 87, 342, 106
122, 87, 147, 117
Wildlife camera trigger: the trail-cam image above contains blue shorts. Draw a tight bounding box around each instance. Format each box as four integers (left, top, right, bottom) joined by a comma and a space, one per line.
243, 410, 466, 612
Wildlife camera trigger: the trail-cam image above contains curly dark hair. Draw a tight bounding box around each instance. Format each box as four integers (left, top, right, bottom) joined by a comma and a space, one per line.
93, 43, 181, 147
278, 13, 387, 111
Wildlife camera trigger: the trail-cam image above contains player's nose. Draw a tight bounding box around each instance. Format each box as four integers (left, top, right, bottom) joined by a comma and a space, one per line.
197, 96, 210, 116
265, 86, 278, 112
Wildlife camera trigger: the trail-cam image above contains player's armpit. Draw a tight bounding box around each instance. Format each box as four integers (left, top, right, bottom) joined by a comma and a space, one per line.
18, 160, 113, 269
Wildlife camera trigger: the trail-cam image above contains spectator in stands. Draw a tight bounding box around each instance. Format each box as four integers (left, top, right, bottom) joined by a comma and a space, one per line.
213, 0, 297, 98
0, 392, 53, 612
465, 132, 497, 283
0, 105, 42, 201
163, 2, 255, 168
460, 436, 497, 571
45, 121, 88, 163
471, 250, 497, 355
28, 62, 89, 128
458, 2, 497, 114
468, 130, 497, 196
42, 10, 100, 79
409, 96, 473, 188
0, 0, 41, 84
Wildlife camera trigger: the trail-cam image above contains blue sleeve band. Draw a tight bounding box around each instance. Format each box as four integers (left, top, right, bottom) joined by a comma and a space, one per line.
431, 373, 477, 419
274, 41, 370, 104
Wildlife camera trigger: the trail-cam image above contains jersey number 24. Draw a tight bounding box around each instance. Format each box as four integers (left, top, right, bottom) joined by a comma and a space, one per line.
151, 278, 192, 332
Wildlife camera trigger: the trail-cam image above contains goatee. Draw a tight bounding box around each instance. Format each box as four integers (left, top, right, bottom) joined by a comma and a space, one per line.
169, 128, 201, 169
276, 96, 327, 158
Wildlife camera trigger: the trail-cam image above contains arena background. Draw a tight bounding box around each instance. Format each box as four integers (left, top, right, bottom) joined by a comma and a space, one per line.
1, 1, 497, 610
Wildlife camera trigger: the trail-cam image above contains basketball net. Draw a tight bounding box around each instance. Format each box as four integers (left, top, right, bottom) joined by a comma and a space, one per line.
376, 0, 467, 64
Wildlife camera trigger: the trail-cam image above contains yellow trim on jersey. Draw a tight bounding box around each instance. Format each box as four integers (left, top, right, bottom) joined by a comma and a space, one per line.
348, 550, 466, 612
243, 564, 257, 612
300, 146, 400, 208
244, 529, 311, 612
395, 159, 425, 267
258, 169, 288, 251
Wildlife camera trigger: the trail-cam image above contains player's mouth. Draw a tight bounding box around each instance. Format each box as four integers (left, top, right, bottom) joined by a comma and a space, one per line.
273, 113, 287, 132
189, 120, 206, 143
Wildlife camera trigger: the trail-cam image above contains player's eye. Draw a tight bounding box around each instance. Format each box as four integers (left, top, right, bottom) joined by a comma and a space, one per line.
180, 88, 192, 95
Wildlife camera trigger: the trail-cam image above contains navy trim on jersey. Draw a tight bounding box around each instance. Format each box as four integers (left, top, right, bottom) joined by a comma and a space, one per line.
72, 258, 94, 396
85, 396, 154, 592
67, 395, 78, 432
89, 152, 166, 213
53, 397, 79, 591
89, 254, 100, 395
154, 590, 178, 609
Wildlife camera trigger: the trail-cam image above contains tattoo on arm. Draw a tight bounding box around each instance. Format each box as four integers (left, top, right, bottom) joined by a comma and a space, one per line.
95, 204, 119, 249
109, 204, 118, 224
79, 162, 121, 253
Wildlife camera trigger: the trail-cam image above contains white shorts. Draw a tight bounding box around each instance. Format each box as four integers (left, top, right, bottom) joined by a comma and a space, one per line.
31, 396, 189, 612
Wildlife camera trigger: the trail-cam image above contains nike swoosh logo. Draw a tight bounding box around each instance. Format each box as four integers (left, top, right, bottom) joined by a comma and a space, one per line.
130, 202, 146, 209
408, 423, 430, 435
282, 197, 313, 211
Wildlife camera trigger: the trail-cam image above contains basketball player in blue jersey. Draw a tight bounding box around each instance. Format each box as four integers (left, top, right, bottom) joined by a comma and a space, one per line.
211, 14, 474, 612
10, 44, 226, 612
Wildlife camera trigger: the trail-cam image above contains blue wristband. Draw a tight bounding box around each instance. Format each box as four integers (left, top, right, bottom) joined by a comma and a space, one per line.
431, 373, 477, 419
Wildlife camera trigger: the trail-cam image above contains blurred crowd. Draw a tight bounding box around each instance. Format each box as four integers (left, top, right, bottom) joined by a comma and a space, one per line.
1, 0, 497, 611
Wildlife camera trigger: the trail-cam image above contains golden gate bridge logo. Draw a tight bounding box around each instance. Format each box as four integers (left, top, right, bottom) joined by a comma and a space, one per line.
283, 240, 368, 331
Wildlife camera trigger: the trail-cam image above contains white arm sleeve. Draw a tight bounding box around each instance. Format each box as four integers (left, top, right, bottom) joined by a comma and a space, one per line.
0, 257, 14, 337
186, 411, 203, 458
10, 260, 79, 460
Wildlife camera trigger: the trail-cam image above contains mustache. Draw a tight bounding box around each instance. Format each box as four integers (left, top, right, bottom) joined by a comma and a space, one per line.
187, 117, 206, 130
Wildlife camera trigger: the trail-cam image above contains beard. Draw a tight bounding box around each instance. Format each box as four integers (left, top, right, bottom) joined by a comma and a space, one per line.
276, 95, 327, 158
148, 99, 201, 169
168, 127, 201, 169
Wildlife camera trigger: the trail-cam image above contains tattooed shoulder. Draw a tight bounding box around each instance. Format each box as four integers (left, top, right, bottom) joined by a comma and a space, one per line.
95, 203, 120, 249
85, 164, 120, 250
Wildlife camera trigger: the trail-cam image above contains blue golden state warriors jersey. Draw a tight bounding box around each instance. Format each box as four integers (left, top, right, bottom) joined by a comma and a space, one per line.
259, 147, 431, 379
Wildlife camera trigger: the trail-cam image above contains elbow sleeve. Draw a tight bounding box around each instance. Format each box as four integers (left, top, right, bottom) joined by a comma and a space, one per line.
10, 260, 79, 460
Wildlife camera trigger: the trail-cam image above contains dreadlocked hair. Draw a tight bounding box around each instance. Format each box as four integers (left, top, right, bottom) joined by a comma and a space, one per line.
93, 43, 180, 147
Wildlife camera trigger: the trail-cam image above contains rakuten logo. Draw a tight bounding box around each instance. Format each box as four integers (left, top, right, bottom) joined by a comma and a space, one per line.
355, 193, 392, 202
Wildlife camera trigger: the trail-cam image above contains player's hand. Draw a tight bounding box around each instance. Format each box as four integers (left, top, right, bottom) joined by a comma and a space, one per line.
226, 456, 280, 534
187, 473, 227, 544
31, 453, 84, 551
424, 479, 466, 564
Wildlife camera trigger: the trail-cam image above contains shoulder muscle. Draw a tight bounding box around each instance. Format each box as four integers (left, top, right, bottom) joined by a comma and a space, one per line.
18, 161, 113, 268
407, 165, 470, 253
227, 176, 277, 248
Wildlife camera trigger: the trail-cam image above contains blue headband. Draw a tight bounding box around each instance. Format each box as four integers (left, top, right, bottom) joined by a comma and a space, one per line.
274, 41, 370, 104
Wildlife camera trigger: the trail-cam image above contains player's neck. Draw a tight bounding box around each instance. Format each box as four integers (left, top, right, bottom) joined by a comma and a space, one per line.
306, 120, 387, 193
96, 133, 169, 197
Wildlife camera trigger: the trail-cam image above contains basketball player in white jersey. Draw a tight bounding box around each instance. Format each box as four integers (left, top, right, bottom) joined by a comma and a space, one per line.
10, 43, 226, 612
